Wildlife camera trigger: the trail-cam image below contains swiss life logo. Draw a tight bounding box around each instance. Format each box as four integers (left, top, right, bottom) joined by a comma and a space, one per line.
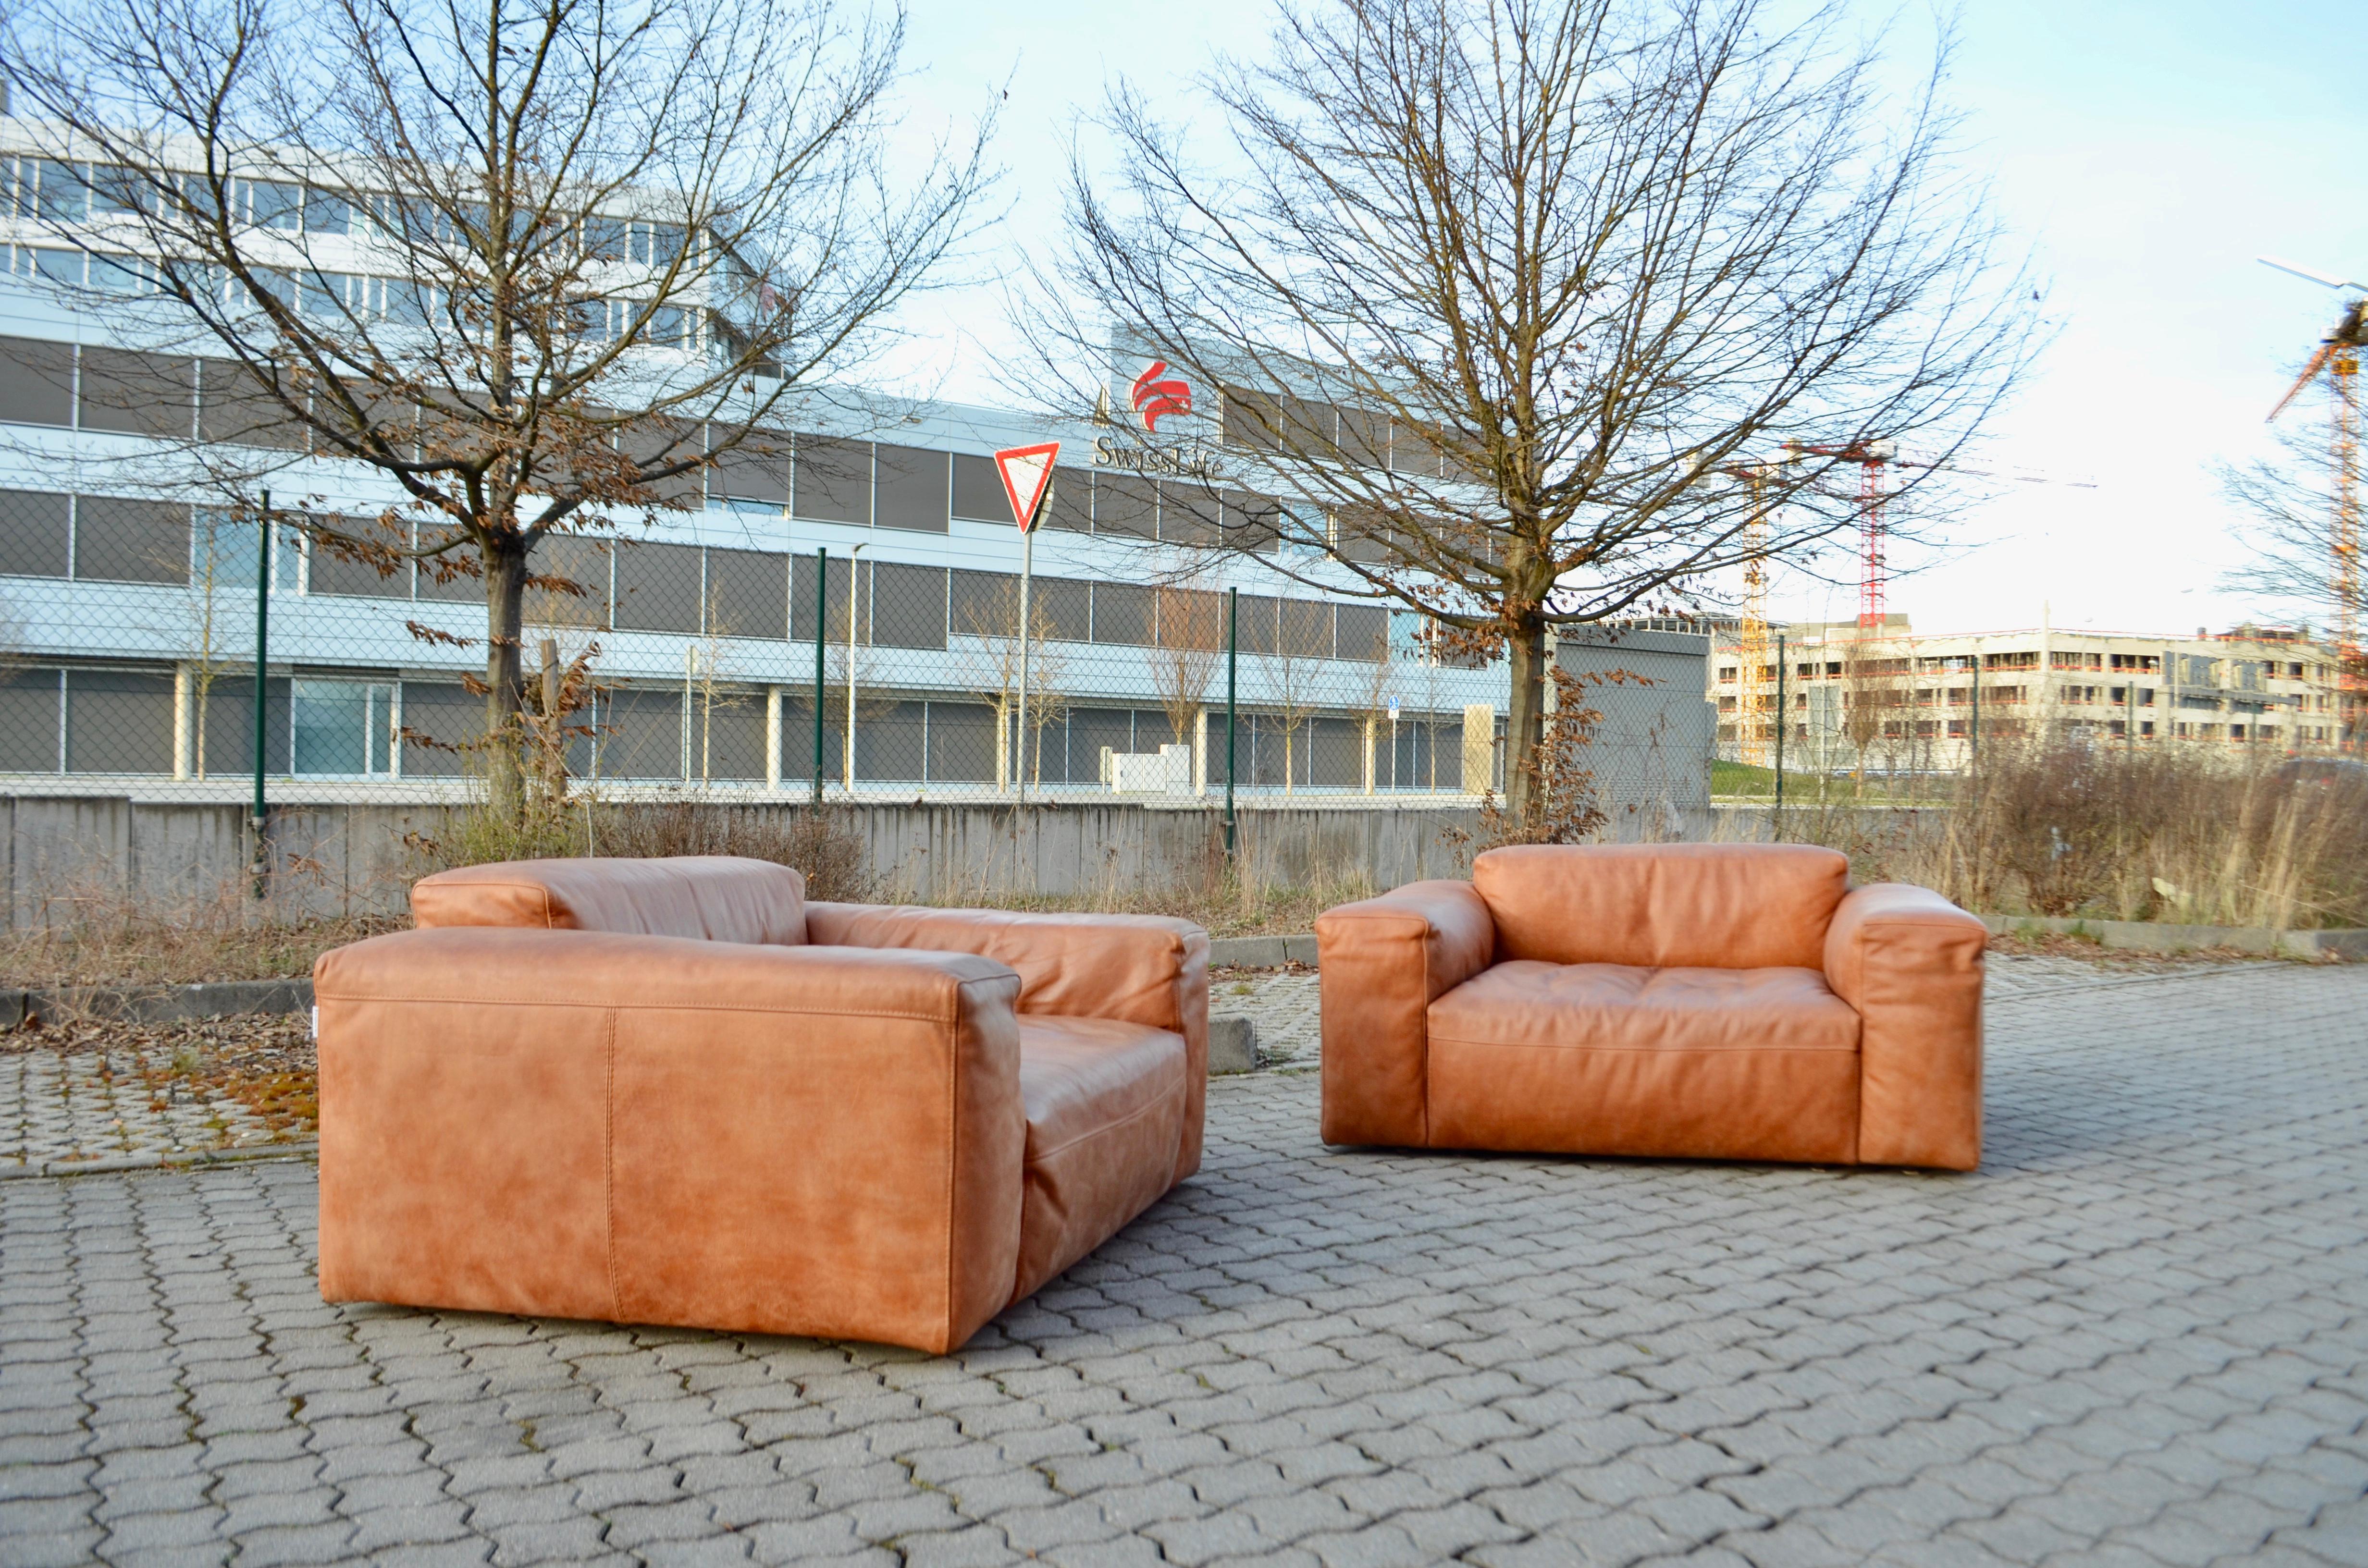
1130, 360, 1193, 433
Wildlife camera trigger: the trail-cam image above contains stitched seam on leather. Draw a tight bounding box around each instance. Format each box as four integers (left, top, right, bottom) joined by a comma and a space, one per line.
945, 979, 964, 1345
1026, 1091, 1179, 1163
308, 994, 968, 1020
604, 1009, 620, 1322
1418, 925, 1433, 1147
1429, 1035, 1859, 1053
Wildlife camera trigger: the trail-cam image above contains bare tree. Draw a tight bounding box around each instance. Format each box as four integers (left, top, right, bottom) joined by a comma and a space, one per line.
1149, 580, 1224, 754
1265, 598, 1331, 795
1048, 0, 2038, 826
954, 577, 1072, 793
6, 0, 994, 809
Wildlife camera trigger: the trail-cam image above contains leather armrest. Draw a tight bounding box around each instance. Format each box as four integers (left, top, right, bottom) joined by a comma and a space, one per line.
313, 927, 1025, 1352
1824, 883, 1987, 1170
805, 902, 1210, 1182
1314, 881, 1495, 1147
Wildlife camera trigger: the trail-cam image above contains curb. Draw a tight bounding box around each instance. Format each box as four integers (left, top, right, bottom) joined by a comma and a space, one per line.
1980, 914, 2367, 961
3, 978, 315, 1029
0, 1140, 319, 1181
1208, 935, 1320, 969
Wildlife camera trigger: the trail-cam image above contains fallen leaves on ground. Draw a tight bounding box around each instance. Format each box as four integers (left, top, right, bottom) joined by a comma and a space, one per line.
2, 1014, 318, 1142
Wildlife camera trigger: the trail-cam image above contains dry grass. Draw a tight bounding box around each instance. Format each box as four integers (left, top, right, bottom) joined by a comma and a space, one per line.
1764, 739, 2368, 929
409, 795, 873, 901
0, 884, 402, 989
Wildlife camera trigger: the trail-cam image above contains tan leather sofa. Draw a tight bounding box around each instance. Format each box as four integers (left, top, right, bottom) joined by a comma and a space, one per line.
1316, 843, 1986, 1169
314, 856, 1208, 1352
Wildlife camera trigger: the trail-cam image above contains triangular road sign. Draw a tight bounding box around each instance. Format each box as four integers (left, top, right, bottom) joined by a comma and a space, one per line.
994, 441, 1061, 533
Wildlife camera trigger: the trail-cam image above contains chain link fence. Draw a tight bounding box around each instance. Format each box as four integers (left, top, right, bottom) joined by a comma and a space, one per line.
0, 481, 1509, 805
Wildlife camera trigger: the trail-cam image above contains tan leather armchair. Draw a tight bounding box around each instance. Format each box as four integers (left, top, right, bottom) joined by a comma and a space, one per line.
1316, 843, 1985, 1169
315, 856, 1208, 1353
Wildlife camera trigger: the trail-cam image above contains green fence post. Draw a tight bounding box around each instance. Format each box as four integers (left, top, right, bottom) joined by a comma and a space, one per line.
1225, 586, 1238, 858
250, 490, 271, 898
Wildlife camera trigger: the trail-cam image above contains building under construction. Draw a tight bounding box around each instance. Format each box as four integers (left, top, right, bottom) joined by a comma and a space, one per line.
1711, 616, 2352, 775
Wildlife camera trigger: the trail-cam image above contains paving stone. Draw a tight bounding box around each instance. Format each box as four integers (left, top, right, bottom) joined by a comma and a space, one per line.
0, 961, 2364, 1568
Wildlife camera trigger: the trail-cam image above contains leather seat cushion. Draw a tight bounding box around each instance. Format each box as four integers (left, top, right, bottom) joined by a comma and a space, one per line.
1010, 1017, 1188, 1302
1426, 961, 1862, 1163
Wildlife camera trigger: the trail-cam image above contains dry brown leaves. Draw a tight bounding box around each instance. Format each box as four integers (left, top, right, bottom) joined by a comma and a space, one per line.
3, 1014, 319, 1140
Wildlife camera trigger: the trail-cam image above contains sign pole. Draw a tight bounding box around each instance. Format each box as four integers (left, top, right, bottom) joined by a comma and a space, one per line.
1016, 526, 1033, 803
991, 442, 1061, 805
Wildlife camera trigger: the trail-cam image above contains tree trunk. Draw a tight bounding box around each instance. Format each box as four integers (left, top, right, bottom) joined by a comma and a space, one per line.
482, 538, 530, 817
1504, 616, 1549, 828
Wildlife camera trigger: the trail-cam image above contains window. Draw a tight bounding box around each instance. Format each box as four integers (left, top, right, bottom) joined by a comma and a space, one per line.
1335, 604, 1388, 662
1094, 475, 1156, 540
950, 453, 1007, 524
0, 339, 74, 428
792, 435, 870, 524
87, 254, 154, 294
631, 221, 685, 267
65, 668, 174, 774
874, 445, 950, 534
15, 159, 86, 222
74, 497, 190, 584
869, 562, 947, 649
0, 490, 70, 577
0, 669, 62, 772
612, 540, 703, 633
708, 428, 789, 510
1158, 481, 1221, 546
238, 178, 302, 231
702, 547, 787, 641
522, 535, 612, 628
194, 513, 302, 593
1092, 583, 1151, 646
305, 188, 356, 235
1040, 467, 1092, 533
291, 680, 396, 775
79, 348, 195, 438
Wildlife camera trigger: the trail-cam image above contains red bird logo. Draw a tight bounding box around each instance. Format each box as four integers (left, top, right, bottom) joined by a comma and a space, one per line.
1130, 360, 1193, 433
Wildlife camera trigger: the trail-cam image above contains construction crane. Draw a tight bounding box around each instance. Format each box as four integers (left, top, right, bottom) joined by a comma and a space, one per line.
2258, 256, 2365, 747
1721, 444, 2088, 766
1777, 441, 2094, 632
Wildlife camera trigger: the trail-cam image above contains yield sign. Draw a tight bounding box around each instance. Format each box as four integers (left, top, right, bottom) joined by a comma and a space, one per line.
993, 441, 1061, 533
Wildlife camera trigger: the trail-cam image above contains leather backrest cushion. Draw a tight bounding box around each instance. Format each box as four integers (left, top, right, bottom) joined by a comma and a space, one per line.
1472, 843, 1849, 969
411, 856, 807, 945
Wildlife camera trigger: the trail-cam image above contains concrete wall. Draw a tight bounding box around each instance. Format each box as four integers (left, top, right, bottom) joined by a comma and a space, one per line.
0, 792, 1768, 927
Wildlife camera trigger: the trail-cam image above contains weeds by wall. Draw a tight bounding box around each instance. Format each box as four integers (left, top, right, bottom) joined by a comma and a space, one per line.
1767, 740, 2368, 929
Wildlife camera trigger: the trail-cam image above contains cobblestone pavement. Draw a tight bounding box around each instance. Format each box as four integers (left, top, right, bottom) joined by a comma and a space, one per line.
0, 956, 2271, 1163
1, 1048, 287, 1171
4, 961, 2366, 1568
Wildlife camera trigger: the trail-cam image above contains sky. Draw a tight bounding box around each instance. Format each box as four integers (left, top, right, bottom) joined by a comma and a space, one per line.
879, 0, 2368, 640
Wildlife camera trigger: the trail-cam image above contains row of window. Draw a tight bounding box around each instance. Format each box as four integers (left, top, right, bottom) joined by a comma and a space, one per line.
0, 665, 1472, 787
0, 336, 1309, 546
0, 490, 1398, 662
7, 156, 693, 263
5, 248, 712, 357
